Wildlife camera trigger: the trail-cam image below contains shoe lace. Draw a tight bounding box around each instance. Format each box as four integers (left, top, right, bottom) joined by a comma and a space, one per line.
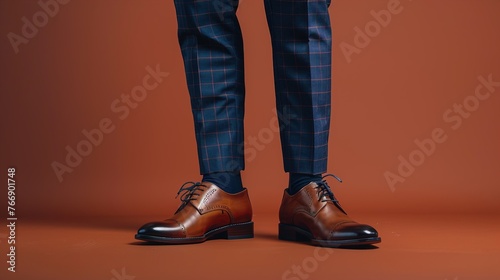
174, 181, 206, 213
314, 174, 347, 214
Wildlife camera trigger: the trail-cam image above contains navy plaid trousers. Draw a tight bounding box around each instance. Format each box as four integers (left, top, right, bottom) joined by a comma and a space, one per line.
174, 0, 332, 175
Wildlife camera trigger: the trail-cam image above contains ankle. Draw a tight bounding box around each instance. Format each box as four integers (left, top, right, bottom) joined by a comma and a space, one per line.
202, 171, 244, 194
287, 173, 322, 195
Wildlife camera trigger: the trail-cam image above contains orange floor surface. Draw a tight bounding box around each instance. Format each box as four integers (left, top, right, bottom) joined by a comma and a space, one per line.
2, 213, 499, 280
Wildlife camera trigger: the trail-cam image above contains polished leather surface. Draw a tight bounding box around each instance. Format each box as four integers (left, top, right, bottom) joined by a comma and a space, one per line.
136, 182, 252, 241
279, 182, 380, 244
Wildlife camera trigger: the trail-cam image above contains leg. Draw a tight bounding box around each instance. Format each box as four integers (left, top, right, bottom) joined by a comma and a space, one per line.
135, 1, 253, 245
266, 0, 381, 247
264, 0, 332, 175
174, 0, 245, 175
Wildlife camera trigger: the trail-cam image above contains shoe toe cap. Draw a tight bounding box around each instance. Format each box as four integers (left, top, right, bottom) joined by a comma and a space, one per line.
331, 223, 378, 240
137, 220, 186, 238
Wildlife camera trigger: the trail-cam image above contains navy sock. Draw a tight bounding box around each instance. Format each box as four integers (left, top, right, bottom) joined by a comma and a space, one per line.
202, 172, 244, 194
287, 173, 322, 195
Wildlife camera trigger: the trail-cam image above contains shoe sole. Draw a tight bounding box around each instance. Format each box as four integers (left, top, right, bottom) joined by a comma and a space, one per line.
278, 223, 381, 247
135, 221, 254, 244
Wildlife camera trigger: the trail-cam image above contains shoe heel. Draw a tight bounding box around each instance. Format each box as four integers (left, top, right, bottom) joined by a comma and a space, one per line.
226, 222, 254, 239
279, 223, 308, 242
279, 223, 297, 241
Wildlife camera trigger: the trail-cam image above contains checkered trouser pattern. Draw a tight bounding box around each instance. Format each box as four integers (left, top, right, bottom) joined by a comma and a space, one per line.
174, 0, 332, 175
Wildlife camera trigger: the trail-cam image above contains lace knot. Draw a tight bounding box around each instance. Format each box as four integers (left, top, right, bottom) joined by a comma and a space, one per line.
314, 174, 347, 214
174, 181, 207, 213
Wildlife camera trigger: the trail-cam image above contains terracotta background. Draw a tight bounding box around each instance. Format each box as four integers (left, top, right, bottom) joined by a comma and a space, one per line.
1, 0, 500, 222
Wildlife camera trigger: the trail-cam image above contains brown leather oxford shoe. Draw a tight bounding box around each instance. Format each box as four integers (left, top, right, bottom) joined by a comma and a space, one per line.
135, 181, 253, 244
279, 175, 381, 247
